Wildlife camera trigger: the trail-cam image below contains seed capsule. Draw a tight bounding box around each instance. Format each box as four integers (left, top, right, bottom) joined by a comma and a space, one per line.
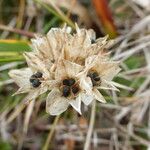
91, 39, 96, 44
68, 78, 75, 86
92, 72, 99, 79
31, 78, 41, 88
30, 72, 42, 88
94, 76, 100, 81
72, 85, 79, 95
87, 71, 101, 86
63, 78, 75, 86
63, 79, 70, 86
62, 86, 70, 97
33, 72, 43, 78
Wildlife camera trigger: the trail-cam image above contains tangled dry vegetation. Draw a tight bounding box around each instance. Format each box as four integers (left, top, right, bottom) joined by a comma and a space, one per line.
0, 0, 150, 150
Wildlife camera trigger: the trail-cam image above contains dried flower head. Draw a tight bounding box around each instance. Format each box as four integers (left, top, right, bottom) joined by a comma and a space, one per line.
9, 24, 120, 115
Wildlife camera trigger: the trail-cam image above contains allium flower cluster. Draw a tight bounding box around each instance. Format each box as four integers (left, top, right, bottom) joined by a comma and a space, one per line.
9, 24, 120, 115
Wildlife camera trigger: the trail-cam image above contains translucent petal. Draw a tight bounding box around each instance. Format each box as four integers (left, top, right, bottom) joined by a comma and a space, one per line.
63, 60, 83, 77
81, 93, 94, 105
95, 61, 121, 81
92, 89, 106, 103
24, 52, 50, 77
46, 89, 69, 116
80, 76, 93, 94
69, 94, 82, 114
9, 68, 32, 91
31, 35, 54, 60
47, 28, 72, 61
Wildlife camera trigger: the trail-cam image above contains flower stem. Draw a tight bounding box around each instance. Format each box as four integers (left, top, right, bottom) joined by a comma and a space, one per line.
42, 115, 60, 150
84, 100, 96, 150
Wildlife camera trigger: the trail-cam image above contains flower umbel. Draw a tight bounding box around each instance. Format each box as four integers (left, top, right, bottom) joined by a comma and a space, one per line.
9, 24, 120, 115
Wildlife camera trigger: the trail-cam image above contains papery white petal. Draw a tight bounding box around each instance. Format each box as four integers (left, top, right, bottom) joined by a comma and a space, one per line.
69, 94, 82, 114
86, 35, 109, 56
66, 24, 95, 62
31, 35, 54, 60
24, 52, 50, 77
46, 89, 69, 116
88, 29, 96, 41
13, 87, 31, 95
9, 68, 32, 91
101, 79, 120, 91
80, 76, 93, 94
95, 61, 121, 81
75, 24, 92, 48
92, 89, 106, 103
47, 28, 72, 61
75, 23, 80, 34
46, 80, 60, 89
55, 60, 66, 80
63, 60, 83, 77
81, 93, 94, 105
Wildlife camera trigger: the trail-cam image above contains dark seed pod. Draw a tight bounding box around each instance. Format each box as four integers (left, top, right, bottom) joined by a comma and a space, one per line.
92, 72, 99, 79
30, 78, 35, 83
72, 85, 79, 95
91, 39, 96, 44
63, 79, 70, 86
68, 78, 75, 86
94, 76, 100, 81
87, 71, 100, 86
31, 79, 41, 88
63, 78, 76, 86
34, 72, 43, 78
62, 86, 70, 97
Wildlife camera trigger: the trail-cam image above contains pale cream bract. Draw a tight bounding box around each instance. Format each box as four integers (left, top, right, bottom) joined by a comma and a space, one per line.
9, 24, 120, 115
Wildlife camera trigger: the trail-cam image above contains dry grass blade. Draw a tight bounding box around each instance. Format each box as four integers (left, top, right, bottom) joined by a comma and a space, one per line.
42, 115, 60, 150
6, 103, 26, 124
84, 100, 96, 150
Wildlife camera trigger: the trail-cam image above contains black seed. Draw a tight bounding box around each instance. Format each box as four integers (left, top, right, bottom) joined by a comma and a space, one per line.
31, 79, 41, 88
63, 79, 70, 86
68, 78, 75, 86
91, 39, 96, 44
94, 76, 100, 81
62, 86, 70, 97
63, 78, 76, 86
30, 78, 35, 83
34, 72, 43, 78
92, 72, 99, 79
30, 72, 43, 79
72, 85, 79, 95
87, 71, 100, 86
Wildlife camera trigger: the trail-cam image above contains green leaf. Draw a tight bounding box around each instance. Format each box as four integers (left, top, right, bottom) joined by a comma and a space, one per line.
0, 40, 32, 52
0, 40, 31, 62
0, 140, 12, 150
